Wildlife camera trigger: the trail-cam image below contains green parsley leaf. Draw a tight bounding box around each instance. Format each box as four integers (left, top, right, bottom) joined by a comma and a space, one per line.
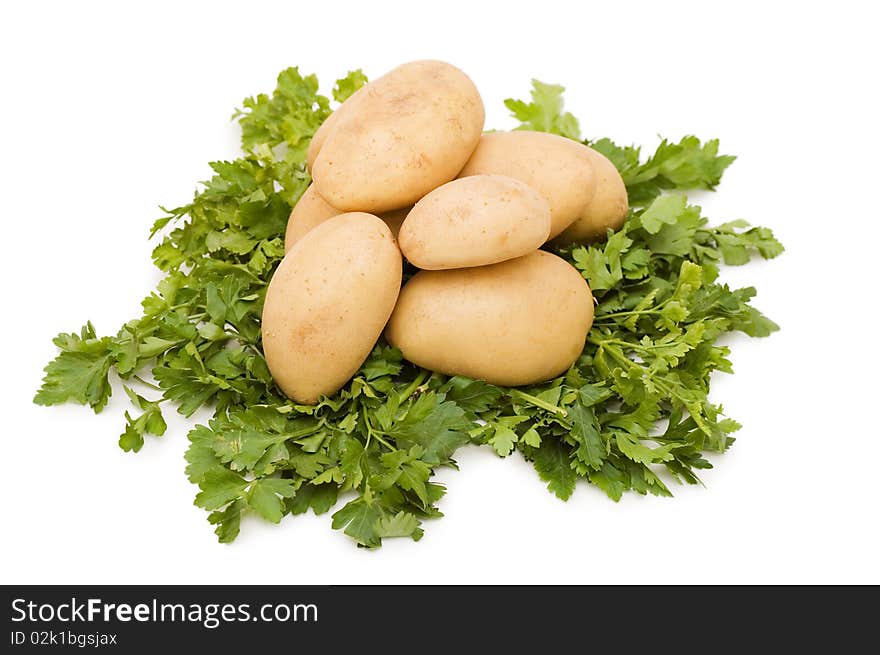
287, 483, 339, 516
331, 499, 383, 548
388, 393, 470, 465
34, 323, 115, 412
333, 69, 368, 103
488, 424, 519, 457
504, 80, 581, 139
118, 386, 167, 452
247, 478, 296, 523
528, 439, 578, 501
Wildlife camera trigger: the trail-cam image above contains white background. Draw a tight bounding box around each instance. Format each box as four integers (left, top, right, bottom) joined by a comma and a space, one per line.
2, 1, 878, 584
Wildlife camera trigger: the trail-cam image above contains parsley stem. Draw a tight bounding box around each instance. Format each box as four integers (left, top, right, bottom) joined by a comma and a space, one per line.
361, 405, 397, 451
372, 432, 395, 451
363, 414, 396, 451
509, 390, 566, 415
590, 335, 659, 353
593, 340, 692, 411
206, 261, 263, 282
596, 308, 656, 318
398, 370, 428, 403
595, 302, 669, 319
132, 375, 162, 392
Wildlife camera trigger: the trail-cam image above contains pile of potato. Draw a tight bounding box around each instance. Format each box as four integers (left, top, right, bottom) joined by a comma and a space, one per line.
261, 60, 628, 404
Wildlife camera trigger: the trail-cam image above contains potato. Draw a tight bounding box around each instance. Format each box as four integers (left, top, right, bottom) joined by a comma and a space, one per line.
284, 184, 410, 252
398, 174, 550, 269
552, 147, 629, 245
306, 83, 367, 172
386, 251, 594, 386
306, 110, 339, 173
284, 184, 341, 250
312, 60, 485, 213
263, 212, 402, 403
458, 130, 597, 239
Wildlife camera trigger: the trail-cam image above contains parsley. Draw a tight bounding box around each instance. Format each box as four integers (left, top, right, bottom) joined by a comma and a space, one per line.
35, 69, 783, 547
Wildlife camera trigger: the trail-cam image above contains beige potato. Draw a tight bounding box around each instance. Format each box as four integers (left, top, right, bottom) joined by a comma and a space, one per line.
312, 60, 485, 213
398, 175, 550, 269
263, 212, 402, 403
306, 111, 340, 173
553, 148, 629, 245
306, 83, 368, 172
386, 251, 594, 386
284, 184, 410, 252
284, 184, 341, 250
458, 130, 597, 240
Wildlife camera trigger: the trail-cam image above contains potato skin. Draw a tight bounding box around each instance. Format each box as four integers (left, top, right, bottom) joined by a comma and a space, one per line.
284, 184, 341, 250
306, 111, 339, 173
312, 60, 485, 213
263, 212, 402, 403
458, 131, 597, 240
552, 147, 629, 245
306, 83, 368, 173
386, 251, 594, 386
284, 184, 411, 252
398, 174, 550, 270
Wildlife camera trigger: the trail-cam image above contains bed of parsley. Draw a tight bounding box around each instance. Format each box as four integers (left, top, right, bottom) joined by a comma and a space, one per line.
34, 68, 783, 547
